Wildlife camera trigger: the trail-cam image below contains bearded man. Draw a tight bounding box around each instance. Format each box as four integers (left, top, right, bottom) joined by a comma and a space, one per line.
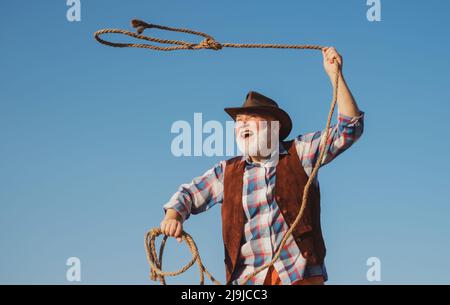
160, 47, 364, 285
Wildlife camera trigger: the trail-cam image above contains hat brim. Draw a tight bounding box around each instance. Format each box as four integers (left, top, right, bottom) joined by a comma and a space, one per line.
224, 106, 292, 140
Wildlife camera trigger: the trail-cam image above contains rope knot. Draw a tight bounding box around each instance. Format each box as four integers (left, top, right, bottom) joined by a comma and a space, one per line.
198, 38, 222, 50
131, 19, 153, 35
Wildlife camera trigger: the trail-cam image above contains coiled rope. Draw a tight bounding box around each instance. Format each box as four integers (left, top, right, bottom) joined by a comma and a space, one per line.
95, 19, 339, 285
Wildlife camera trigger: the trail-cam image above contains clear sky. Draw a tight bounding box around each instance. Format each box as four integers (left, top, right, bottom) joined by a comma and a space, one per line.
1, 0, 450, 284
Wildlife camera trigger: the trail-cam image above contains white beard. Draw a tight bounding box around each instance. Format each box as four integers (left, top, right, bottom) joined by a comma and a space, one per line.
236, 121, 280, 158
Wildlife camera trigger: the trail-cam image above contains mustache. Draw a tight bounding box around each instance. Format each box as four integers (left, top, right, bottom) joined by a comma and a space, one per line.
239, 128, 255, 139
236, 122, 280, 139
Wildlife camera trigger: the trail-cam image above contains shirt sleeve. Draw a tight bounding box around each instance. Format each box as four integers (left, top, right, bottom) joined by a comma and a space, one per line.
163, 160, 226, 222
295, 111, 365, 177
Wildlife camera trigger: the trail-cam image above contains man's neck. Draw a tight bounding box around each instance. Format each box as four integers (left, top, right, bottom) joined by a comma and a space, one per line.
249, 155, 270, 164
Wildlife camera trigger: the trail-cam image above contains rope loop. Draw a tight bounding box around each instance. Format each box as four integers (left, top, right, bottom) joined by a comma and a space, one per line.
145, 228, 222, 285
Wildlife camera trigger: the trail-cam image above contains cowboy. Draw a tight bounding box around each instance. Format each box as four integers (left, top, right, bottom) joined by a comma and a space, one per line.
160, 47, 364, 285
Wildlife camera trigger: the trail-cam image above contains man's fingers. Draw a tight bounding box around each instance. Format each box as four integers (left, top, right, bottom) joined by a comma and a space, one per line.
164, 222, 172, 236
326, 53, 342, 65
326, 51, 337, 59
174, 222, 183, 244
168, 222, 177, 236
325, 47, 336, 55
175, 221, 183, 238
331, 55, 342, 66
325, 48, 338, 57
162, 221, 172, 236
160, 221, 167, 234
160, 220, 183, 243
323, 47, 343, 72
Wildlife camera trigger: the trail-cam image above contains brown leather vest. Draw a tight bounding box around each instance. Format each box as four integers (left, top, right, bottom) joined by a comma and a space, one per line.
222, 140, 326, 284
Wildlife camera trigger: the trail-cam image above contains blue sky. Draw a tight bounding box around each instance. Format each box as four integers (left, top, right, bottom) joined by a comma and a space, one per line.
1, 0, 450, 284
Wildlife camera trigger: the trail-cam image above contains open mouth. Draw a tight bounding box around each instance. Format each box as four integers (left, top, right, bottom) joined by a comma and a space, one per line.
240, 129, 254, 139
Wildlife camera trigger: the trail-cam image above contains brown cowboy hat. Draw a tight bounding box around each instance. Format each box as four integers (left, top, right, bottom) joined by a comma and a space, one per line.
224, 91, 292, 140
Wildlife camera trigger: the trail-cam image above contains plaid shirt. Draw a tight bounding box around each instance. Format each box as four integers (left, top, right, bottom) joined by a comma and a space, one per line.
164, 111, 364, 285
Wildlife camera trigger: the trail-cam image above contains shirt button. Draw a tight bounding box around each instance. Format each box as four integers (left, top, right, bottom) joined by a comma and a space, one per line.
303, 251, 311, 258
275, 196, 281, 202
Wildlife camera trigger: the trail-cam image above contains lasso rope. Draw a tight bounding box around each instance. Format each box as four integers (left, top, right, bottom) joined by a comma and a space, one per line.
95, 19, 339, 285
145, 228, 221, 285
